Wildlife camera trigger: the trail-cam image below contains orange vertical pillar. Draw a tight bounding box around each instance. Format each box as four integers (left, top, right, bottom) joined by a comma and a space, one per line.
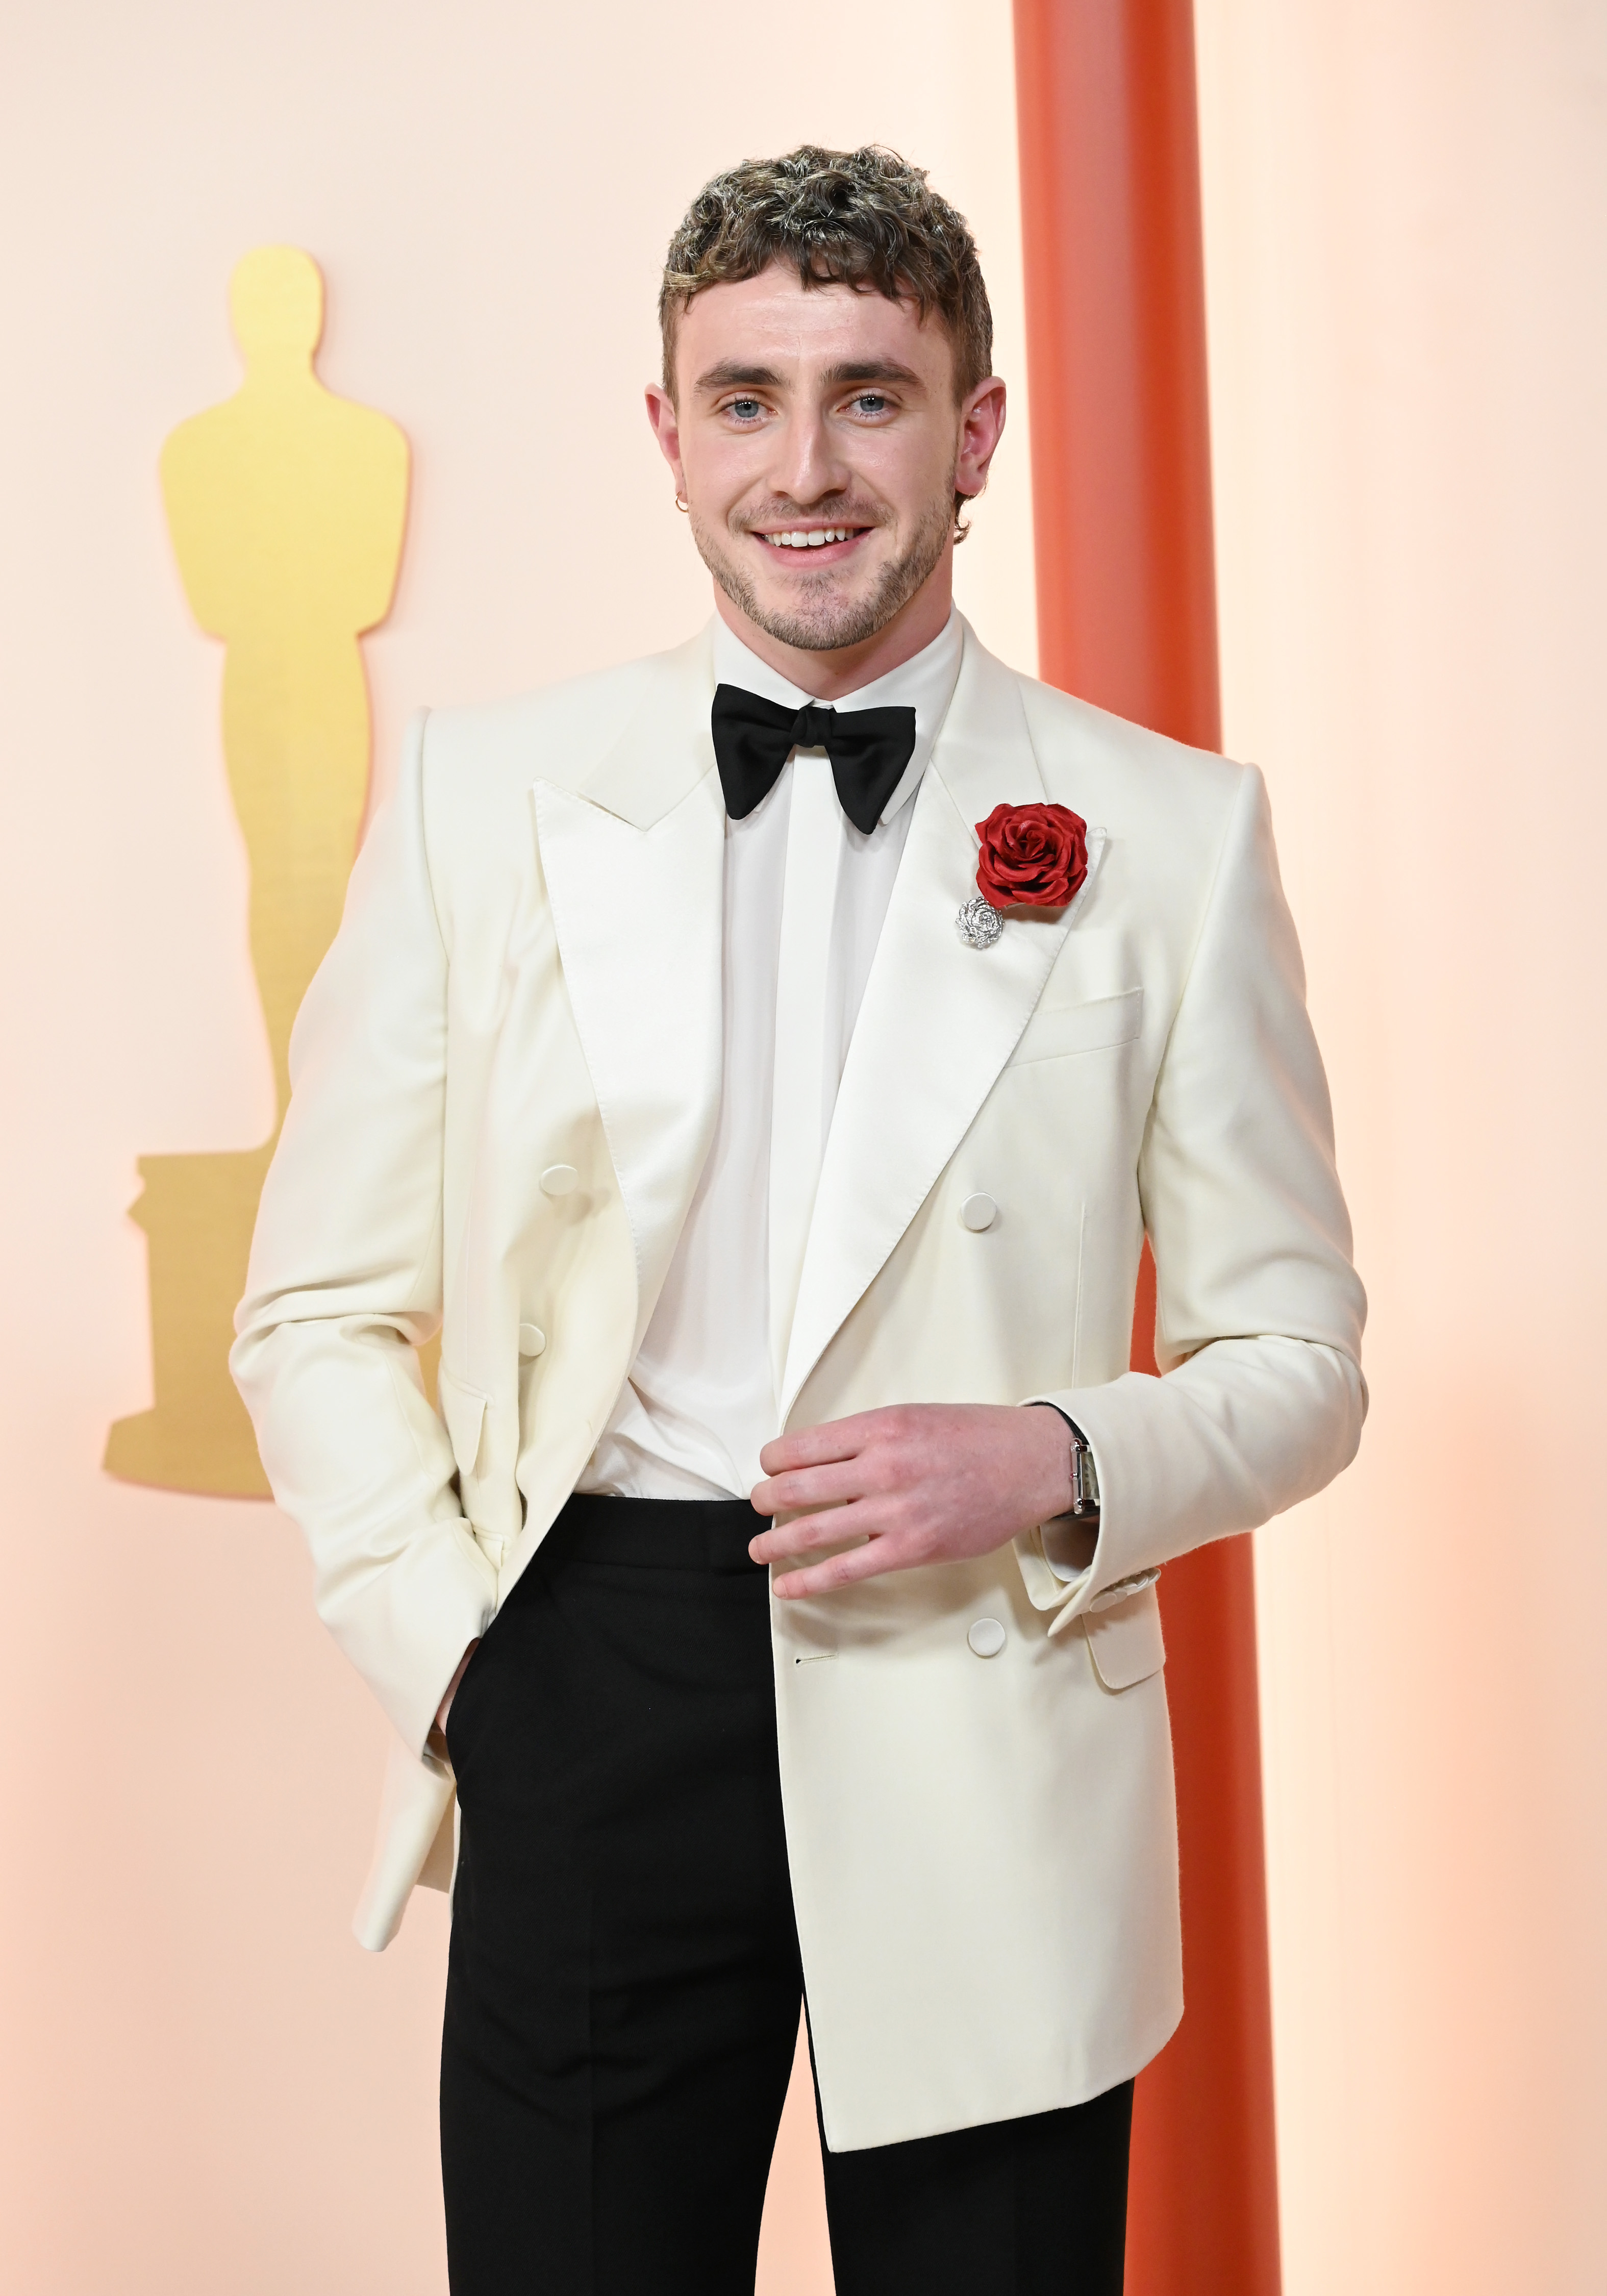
1011, 6, 1282, 2294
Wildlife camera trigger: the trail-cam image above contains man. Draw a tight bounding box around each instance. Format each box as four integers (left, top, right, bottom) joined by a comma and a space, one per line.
234, 146, 1365, 2293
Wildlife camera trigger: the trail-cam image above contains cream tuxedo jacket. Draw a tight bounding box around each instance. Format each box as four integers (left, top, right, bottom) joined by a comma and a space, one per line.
233, 617, 1365, 2152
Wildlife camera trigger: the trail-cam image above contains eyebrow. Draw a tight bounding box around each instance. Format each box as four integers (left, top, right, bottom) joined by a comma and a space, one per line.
692, 358, 926, 394
821, 361, 923, 388
694, 362, 783, 392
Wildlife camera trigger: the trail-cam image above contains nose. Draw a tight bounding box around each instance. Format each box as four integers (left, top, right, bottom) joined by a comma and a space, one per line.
768, 404, 849, 510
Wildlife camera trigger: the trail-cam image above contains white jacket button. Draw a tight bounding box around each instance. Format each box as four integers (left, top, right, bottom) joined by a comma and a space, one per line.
960, 1192, 997, 1232
540, 1163, 579, 1197
967, 1616, 1007, 1658
517, 1323, 546, 1357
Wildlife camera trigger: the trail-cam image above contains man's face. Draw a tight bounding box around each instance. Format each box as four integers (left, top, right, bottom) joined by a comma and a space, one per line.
647, 265, 1003, 655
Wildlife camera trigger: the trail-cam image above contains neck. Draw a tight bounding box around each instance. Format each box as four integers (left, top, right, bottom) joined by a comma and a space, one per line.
715, 553, 955, 700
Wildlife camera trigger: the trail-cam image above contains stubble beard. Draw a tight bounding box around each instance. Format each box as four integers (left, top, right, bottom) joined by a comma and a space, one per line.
689, 489, 956, 654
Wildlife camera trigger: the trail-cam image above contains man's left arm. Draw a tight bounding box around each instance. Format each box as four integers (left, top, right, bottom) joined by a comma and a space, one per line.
751, 762, 1366, 1602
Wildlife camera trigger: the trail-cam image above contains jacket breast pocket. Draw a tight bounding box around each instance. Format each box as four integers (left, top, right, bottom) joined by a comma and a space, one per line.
1009, 986, 1143, 1067
1081, 1582, 1166, 1692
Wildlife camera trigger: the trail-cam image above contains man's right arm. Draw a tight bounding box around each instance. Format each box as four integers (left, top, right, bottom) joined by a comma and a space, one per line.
231, 710, 498, 1755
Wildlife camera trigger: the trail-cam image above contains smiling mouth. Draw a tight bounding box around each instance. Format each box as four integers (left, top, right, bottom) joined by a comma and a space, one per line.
756, 526, 867, 551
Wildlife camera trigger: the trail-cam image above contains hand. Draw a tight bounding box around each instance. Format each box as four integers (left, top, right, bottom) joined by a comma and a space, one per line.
748, 1404, 1073, 1599
433, 1639, 480, 1737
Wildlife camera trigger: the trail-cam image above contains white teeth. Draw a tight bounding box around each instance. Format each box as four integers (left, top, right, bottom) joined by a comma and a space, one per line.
763, 528, 853, 548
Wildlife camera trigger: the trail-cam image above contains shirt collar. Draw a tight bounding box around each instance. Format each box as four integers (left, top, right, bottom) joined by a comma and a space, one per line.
709, 609, 964, 825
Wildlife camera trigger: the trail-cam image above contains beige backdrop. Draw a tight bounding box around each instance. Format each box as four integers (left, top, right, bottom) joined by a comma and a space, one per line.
1196, 2, 1607, 2289
0, 7, 1032, 2290
10, 2, 1601, 2290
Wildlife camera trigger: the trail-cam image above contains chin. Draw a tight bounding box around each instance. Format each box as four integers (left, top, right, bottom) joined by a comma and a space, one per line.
750, 589, 891, 653
758, 574, 873, 623
696, 512, 934, 655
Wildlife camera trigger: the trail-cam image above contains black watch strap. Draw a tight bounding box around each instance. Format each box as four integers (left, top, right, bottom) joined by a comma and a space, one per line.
1027, 1401, 1101, 1521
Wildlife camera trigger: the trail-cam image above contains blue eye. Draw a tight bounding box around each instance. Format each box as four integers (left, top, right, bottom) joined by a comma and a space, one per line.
853, 393, 888, 415
729, 397, 762, 420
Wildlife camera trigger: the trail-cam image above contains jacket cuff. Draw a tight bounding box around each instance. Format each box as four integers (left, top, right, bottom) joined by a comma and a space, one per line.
319, 1513, 499, 1756
1013, 1389, 1162, 1637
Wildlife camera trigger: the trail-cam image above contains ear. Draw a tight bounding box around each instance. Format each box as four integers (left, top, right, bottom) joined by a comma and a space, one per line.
644, 383, 687, 496
956, 377, 1008, 502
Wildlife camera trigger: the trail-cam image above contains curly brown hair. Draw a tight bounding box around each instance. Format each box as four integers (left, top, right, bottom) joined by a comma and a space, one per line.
659, 145, 994, 406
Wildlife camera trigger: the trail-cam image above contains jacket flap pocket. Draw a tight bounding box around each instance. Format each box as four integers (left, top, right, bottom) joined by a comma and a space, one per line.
1082, 1583, 1166, 1691
1010, 986, 1143, 1067
437, 1371, 487, 1478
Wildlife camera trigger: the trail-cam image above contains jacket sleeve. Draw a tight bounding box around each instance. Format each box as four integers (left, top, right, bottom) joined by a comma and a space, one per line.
231, 711, 498, 1747
1019, 760, 1367, 1631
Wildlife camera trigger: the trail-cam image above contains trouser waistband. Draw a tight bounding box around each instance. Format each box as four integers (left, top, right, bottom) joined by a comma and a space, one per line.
545, 1492, 763, 1573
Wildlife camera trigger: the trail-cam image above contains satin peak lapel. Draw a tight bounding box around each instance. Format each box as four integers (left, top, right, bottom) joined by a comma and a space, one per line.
780, 633, 1093, 1415
533, 644, 724, 1350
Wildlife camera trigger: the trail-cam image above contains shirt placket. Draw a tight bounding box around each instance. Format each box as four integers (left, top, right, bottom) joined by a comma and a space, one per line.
767, 747, 842, 1398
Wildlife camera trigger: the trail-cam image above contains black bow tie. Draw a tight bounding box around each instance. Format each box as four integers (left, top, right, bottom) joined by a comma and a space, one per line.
710, 684, 918, 837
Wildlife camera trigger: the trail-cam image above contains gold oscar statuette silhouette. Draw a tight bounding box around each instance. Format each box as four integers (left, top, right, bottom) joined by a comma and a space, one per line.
105, 246, 410, 1497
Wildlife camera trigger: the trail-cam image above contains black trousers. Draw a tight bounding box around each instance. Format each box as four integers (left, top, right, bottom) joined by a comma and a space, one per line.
442, 1496, 1133, 2294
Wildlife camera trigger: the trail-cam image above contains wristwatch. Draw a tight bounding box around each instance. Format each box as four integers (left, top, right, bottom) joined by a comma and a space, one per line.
1028, 1401, 1101, 1528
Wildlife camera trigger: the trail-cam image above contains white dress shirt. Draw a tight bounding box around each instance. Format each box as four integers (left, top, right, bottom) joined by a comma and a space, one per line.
577, 610, 964, 1501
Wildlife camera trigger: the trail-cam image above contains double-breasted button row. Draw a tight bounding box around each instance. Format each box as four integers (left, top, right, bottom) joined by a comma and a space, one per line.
794, 1618, 1007, 1664
523, 1164, 568, 1357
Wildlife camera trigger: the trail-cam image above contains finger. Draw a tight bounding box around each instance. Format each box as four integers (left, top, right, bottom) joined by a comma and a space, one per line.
757, 1413, 883, 1477
748, 1502, 877, 1566
770, 1534, 921, 1599
750, 1457, 875, 1517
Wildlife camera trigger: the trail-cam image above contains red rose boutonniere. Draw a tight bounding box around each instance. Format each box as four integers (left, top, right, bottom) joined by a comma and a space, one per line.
957, 803, 1090, 948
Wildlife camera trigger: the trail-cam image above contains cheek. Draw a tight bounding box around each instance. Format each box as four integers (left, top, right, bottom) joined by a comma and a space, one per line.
851, 423, 959, 522
682, 430, 767, 517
